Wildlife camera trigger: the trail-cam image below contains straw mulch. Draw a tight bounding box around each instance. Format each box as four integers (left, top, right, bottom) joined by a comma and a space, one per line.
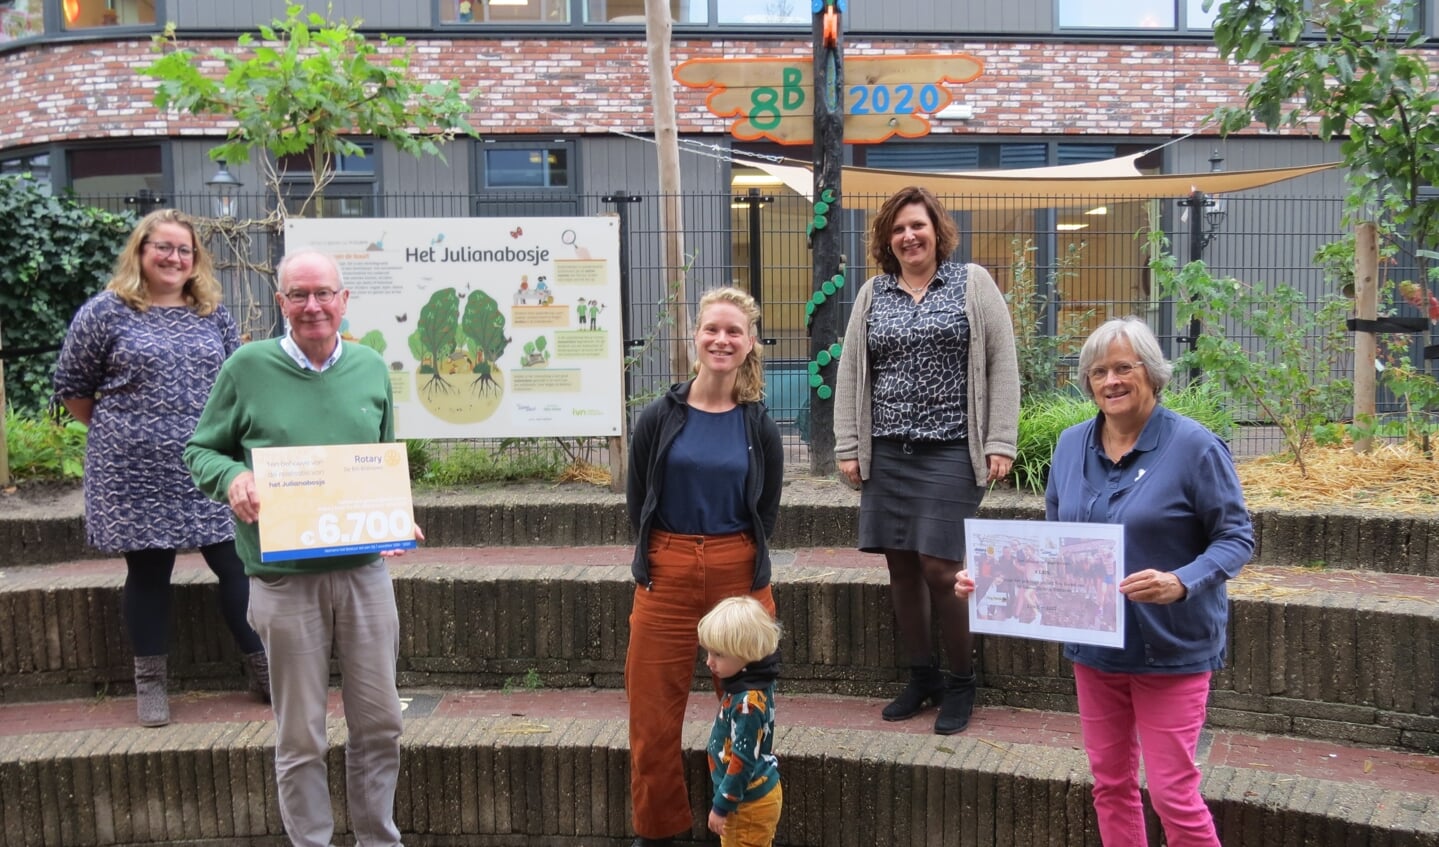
1237, 441, 1439, 514
556, 460, 612, 487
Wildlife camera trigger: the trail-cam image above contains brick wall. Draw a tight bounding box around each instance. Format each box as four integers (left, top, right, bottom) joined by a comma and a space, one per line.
0, 36, 1291, 150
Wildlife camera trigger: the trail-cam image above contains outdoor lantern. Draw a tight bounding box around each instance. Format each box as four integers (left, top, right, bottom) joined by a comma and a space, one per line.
206, 160, 243, 218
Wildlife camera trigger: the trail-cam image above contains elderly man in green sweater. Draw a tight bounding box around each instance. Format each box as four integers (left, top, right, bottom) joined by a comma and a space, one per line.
185, 249, 419, 847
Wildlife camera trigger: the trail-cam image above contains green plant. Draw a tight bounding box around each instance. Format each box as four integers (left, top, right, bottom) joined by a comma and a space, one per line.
0, 176, 134, 415
1150, 232, 1351, 476
417, 441, 570, 486
403, 439, 432, 481
501, 667, 542, 694
4, 410, 87, 481
143, 3, 477, 215
1011, 381, 1234, 495
1005, 237, 1093, 396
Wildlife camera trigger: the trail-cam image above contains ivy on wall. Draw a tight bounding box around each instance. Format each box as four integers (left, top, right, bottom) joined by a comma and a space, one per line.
0, 175, 134, 414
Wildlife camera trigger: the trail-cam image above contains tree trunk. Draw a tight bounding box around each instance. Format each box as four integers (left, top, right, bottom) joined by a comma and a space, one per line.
1353, 221, 1378, 454
644, 0, 690, 379
808, 2, 844, 475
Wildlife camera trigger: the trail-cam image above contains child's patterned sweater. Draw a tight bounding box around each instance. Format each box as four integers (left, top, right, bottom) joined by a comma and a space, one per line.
706, 652, 781, 817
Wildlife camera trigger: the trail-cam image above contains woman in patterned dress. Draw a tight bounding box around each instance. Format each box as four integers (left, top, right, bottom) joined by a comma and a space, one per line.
53, 209, 268, 727
834, 186, 1020, 735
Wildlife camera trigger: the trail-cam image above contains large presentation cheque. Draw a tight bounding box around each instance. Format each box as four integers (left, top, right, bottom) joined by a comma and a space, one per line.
963, 518, 1126, 649
252, 443, 418, 563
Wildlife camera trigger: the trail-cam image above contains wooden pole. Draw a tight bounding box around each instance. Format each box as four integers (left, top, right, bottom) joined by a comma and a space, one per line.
644, 0, 690, 380
808, 0, 844, 476
1353, 221, 1378, 454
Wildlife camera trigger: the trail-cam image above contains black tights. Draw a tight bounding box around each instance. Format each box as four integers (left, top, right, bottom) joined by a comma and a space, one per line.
123, 541, 263, 658
884, 549, 974, 676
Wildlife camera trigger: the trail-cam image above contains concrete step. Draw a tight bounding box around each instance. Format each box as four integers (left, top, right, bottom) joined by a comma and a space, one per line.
0, 686, 1435, 847
6, 482, 1439, 576
2, 547, 1435, 754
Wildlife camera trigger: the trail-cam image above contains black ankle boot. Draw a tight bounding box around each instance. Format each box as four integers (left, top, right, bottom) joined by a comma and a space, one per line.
881, 663, 945, 721
934, 671, 977, 735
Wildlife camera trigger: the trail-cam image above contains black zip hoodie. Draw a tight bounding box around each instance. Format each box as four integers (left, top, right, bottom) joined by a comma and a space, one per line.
626, 380, 784, 590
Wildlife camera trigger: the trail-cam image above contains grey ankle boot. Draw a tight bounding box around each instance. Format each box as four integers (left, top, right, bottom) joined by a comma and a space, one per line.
244, 650, 271, 704
133, 655, 170, 727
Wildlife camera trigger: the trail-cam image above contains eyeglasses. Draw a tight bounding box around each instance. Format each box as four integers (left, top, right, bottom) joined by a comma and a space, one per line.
281, 289, 340, 305
145, 241, 194, 260
1086, 361, 1145, 382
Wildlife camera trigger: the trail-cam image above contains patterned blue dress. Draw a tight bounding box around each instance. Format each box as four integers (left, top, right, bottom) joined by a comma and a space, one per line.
53, 291, 240, 553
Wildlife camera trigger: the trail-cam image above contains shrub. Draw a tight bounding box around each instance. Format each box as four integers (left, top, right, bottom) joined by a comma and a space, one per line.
4, 410, 87, 481
1011, 382, 1234, 494
0, 175, 133, 414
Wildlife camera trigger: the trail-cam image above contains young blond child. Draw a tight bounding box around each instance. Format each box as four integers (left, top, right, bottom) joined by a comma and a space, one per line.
697, 596, 784, 847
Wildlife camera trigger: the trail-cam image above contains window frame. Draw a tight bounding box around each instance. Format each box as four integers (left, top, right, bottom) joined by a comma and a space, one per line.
434, 0, 809, 30
471, 137, 580, 216
275, 140, 383, 219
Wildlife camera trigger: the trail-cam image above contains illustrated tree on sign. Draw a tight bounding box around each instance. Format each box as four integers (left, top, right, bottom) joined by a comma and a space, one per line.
410, 289, 460, 398
359, 330, 387, 356
461, 291, 512, 395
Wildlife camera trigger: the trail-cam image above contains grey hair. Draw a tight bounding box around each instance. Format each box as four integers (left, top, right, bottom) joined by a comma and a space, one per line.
1076, 317, 1173, 401
276, 249, 346, 292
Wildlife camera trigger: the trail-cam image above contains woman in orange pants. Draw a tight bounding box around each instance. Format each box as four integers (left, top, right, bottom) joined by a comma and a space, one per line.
624, 287, 784, 846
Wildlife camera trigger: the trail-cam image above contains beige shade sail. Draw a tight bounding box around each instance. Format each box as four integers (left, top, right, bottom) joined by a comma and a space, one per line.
751, 157, 1340, 209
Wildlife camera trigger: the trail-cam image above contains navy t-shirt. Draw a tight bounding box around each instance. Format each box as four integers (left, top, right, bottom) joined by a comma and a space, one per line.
657, 406, 750, 535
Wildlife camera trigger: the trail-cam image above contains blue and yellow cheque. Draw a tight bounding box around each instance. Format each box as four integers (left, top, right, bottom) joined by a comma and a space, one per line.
251, 443, 417, 562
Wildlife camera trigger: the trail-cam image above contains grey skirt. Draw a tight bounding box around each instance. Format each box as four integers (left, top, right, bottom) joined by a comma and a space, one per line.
858, 438, 985, 561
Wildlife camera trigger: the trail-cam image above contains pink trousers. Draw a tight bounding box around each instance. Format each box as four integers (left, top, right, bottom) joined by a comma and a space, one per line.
1073, 663, 1219, 847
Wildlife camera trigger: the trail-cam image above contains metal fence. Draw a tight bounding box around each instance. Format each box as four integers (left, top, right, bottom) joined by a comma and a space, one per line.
90, 187, 1419, 464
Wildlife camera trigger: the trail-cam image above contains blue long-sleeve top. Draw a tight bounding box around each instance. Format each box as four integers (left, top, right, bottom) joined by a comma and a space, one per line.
1046, 404, 1254, 674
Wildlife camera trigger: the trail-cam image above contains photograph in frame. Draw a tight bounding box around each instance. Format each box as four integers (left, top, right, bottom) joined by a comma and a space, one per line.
963, 518, 1126, 649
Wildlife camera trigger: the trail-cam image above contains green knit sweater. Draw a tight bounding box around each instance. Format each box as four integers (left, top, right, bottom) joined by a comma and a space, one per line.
184, 339, 395, 577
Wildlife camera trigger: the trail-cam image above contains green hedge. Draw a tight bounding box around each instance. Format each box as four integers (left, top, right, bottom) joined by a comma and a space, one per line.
0, 176, 133, 414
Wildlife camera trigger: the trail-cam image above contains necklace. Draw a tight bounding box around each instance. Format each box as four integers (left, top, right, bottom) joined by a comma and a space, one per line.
899, 276, 932, 295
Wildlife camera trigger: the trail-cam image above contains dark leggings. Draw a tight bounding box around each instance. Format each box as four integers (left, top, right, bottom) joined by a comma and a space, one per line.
884, 550, 974, 676
123, 541, 264, 658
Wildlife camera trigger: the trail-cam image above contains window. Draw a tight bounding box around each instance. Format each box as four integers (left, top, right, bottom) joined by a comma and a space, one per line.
278, 143, 379, 218
0, 0, 43, 41
68, 144, 164, 212
474, 139, 579, 216
440, 0, 571, 24
716, 0, 806, 25
583, 0, 708, 24
482, 143, 571, 189
0, 151, 50, 192
61, 0, 156, 30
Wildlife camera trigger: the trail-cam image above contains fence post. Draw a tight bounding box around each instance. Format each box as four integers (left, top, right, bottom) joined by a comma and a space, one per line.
1353, 221, 1378, 454
603, 192, 643, 492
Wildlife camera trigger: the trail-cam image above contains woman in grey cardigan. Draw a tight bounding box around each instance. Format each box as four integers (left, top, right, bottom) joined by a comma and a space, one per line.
834, 186, 1020, 735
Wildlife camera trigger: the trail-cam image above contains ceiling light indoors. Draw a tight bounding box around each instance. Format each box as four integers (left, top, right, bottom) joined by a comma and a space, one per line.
1084, 206, 1108, 216
1057, 223, 1089, 231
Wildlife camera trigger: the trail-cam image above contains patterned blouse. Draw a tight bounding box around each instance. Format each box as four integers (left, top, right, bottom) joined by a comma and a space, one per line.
53, 291, 240, 553
868, 261, 972, 443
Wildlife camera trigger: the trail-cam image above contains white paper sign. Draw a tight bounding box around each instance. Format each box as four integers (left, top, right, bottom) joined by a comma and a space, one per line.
964, 518, 1126, 648
286, 217, 624, 440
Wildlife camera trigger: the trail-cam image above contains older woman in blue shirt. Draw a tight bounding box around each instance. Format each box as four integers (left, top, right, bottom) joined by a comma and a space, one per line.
958, 316, 1252, 846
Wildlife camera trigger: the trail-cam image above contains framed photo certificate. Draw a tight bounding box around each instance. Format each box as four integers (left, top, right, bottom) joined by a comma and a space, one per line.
963, 518, 1125, 649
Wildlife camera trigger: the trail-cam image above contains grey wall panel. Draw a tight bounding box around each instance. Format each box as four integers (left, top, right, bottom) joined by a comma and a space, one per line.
381, 141, 470, 217
171, 0, 421, 30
